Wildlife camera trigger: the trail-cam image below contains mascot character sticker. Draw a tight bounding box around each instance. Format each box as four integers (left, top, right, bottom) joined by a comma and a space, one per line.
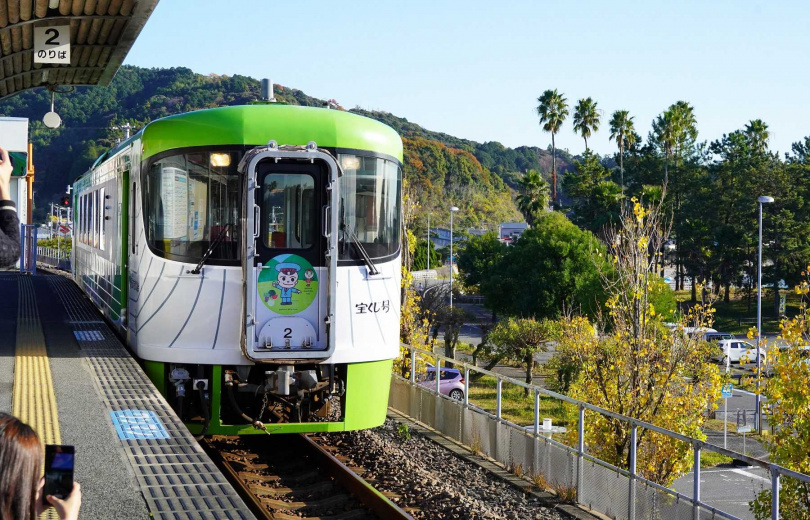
257, 254, 318, 315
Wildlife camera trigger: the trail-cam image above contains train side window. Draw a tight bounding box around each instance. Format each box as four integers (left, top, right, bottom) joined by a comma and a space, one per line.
84, 193, 89, 245
131, 182, 136, 254
81, 194, 87, 244
76, 195, 82, 244
99, 187, 106, 251
93, 190, 99, 249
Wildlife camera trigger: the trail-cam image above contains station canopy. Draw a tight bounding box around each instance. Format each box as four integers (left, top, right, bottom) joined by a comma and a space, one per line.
0, 0, 159, 99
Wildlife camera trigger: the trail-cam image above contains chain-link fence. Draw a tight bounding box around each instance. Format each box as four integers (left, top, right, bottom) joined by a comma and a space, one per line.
391, 346, 810, 520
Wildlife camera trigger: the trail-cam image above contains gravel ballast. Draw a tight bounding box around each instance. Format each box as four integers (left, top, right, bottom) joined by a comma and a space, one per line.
326, 418, 569, 520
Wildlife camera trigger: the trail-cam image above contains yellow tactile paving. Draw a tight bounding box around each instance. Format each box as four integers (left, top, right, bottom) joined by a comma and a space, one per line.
12, 276, 61, 446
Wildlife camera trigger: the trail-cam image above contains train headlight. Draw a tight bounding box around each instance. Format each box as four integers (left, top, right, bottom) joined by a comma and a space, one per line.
341, 155, 360, 171
210, 153, 231, 167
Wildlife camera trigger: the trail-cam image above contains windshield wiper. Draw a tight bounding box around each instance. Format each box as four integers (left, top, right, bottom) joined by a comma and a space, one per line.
191, 223, 232, 274
345, 225, 379, 275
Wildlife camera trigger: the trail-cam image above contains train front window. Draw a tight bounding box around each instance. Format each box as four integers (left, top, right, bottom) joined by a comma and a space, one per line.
337, 155, 401, 260
262, 174, 315, 249
144, 151, 241, 263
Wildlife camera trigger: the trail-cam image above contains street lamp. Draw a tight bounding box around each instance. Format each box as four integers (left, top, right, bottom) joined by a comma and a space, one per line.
449, 206, 459, 309
756, 195, 774, 433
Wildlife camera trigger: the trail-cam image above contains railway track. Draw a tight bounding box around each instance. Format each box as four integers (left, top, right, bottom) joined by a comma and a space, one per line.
204, 434, 414, 520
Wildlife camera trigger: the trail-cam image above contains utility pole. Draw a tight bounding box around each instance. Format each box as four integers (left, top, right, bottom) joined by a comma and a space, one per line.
449, 206, 459, 309
426, 213, 430, 272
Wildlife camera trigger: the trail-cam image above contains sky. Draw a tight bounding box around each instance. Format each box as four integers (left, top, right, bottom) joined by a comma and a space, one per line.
124, 0, 810, 158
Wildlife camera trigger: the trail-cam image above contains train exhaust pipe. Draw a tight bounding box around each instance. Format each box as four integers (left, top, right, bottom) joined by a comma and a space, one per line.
261, 79, 276, 102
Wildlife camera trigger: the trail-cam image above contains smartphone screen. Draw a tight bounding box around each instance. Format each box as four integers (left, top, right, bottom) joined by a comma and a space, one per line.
43, 445, 74, 502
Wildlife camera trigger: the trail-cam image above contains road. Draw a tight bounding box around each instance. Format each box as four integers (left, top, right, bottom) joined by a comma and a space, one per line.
673, 463, 770, 520
672, 387, 770, 520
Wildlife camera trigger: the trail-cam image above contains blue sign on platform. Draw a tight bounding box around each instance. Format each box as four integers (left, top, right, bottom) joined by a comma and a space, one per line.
110, 410, 169, 440
721, 383, 734, 399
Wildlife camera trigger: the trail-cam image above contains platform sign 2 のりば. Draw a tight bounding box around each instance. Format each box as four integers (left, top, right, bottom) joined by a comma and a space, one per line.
34, 26, 71, 64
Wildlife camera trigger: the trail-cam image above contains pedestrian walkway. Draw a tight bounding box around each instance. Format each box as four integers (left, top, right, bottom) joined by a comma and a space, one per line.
0, 271, 255, 520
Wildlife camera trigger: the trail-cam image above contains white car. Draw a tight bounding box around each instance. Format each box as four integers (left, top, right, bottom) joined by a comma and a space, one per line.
715, 339, 766, 366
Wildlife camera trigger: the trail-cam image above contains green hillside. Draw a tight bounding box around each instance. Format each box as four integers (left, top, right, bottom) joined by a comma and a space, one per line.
0, 66, 558, 227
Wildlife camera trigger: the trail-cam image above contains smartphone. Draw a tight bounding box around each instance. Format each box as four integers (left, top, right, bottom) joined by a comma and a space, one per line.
43, 445, 74, 502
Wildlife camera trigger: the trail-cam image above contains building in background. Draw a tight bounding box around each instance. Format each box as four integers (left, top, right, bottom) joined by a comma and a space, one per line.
498, 222, 529, 244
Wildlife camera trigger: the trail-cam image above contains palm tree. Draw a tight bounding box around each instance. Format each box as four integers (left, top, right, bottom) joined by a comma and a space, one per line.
672, 101, 698, 157
516, 169, 550, 227
651, 101, 697, 187
744, 119, 769, 154
608, 110, 636, 193
651, 110, 676, 187
536, 89, 569, 204
573, 97, 600, 151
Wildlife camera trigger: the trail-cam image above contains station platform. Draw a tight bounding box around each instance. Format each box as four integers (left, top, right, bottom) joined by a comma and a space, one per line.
0, 271, 256, 520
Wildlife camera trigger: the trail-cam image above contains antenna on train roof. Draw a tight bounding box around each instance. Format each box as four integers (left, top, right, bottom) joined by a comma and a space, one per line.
261, 79, 276, 103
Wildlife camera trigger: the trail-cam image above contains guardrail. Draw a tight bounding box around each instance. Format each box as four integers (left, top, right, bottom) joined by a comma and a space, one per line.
411, 269, 438, 281
36, 246, 70, 270
391, 345, 807, 520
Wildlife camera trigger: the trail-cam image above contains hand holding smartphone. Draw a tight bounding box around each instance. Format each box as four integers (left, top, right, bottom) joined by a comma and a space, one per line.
43, 444, 74, 501
42, 445, 81, 520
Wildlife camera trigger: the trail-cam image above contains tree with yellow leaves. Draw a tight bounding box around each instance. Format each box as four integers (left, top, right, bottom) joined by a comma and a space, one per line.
395, 188, 433, 379
557, 196, 721, 485
750, 272, 810, 519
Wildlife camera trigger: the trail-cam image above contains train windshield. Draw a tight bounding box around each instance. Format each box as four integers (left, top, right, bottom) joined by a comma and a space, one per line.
337, 155, 401, 260
144, 151, 241, 263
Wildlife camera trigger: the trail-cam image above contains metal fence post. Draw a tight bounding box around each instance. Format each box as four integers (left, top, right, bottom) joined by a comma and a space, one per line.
435, 354, 440, 394
693, 442, 701, 520
410, 349, 416, 384
577, 405, 585, 503
463, 367, 470, 406
496, 378, 502, 420
534, 389, 540, 436
771, 468, 779, 520
32, 227, 37, 275
629, 424, 637, 520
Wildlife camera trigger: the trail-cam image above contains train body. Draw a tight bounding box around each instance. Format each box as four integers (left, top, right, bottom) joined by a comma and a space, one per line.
72, 104, 403, 434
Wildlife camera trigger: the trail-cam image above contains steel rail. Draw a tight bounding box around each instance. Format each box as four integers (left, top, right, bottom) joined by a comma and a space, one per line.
204, 435, 414, 520
203, 439, 269, 520
302, 434, 414, 520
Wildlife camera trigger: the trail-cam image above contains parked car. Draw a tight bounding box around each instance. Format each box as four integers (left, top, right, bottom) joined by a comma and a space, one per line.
683, 326, 717, 337
418, 366, 465, 401
713, 339, 766, 366
702, 331, 734, 343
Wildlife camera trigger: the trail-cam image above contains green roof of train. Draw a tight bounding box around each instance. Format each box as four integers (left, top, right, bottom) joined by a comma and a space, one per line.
140, 104, 403, 162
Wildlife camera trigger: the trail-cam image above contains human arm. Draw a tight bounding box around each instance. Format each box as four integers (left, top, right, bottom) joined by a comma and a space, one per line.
36, 479, 82, 520
0, 146, 20, 267
46, 482, 82, 520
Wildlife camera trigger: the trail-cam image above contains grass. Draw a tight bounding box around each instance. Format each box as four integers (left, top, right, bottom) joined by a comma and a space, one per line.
466, 374, 575, 429
454, 342, 474, 354
700, 450, 734, 468
673, 288, 802, 335
704, 418, 765, 442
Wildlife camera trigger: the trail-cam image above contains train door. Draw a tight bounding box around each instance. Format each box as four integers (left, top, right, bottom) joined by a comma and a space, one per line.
242, 144, 339, 362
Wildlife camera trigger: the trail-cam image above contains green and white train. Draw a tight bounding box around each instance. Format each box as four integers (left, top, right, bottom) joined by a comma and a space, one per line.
72, 104, 402, 435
